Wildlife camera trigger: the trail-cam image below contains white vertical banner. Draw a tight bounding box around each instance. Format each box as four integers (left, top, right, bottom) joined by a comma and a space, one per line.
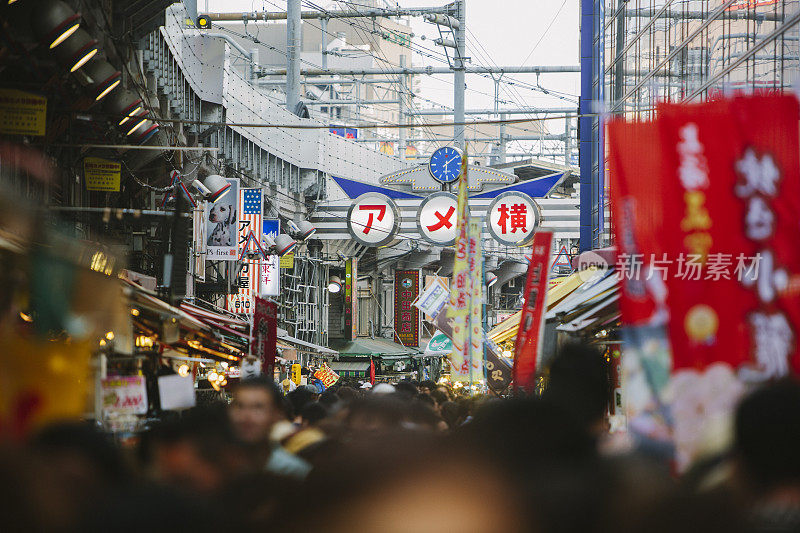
192, 205, 207, 281
204, 177, 239, 260
261, 219, 280, 296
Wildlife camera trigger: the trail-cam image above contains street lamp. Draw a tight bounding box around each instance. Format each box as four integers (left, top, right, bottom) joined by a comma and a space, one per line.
33, 0, 81, 49
486, 272, 498, 287
108, 89, 145, 126
263, 233, 297, 257
82, 58, 121, 101
327, 276, 343, 293
287, 219, 317, 241
54, 28, 98, 72
202, 174, 232, 203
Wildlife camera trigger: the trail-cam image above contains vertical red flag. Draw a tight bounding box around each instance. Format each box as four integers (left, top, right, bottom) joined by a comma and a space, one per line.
607, 120, 668, 325
253, 297, 277, 377
513, 231, 553, 392
610, 94, 800, 378
369, 358, 376, 385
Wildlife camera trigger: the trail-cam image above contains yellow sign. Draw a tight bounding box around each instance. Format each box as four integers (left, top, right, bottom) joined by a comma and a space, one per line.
280, 253, 294, 268
84, 157, 122, 192
291, 363, 301, 385
0, 89, 46, 136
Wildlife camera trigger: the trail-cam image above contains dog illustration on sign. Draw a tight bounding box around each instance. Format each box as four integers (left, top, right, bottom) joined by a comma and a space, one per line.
208, 202, 237, 247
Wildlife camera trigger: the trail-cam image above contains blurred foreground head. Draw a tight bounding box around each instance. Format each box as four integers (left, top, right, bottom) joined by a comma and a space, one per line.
543, 343, 610, 434
228, 377, 285, 444
735, 379, 800, 495
143, 405, 252, 495
297, 432, 530, 533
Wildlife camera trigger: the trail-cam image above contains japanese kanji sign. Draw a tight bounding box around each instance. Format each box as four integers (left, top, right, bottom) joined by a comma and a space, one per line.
314, 364, 341, 389
417, 192, 458, 245
84, 157, 121, 192
448, 147, 472, 382
513, 231, 553, 392
253, 297, 277, 377
609, 94, 800, 380
394, 270, 421, 347
227, 188, 263, 314
486, 191, 540, 246
344, 258, 358, 341
261, 219, 280, 296
0, 89, 46, 136
346, 192, 399, 246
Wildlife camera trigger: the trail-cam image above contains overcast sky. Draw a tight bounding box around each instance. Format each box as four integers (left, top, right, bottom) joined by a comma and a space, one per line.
202, 0, 580, 113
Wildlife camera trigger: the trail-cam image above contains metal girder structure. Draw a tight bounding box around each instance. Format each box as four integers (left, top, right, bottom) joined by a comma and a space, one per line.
258, 65, 581, 77
407, 107, 577, 115
352, 134, 568, 143
305, 99, 401, 105
201, 5, 454, 21
257, 78, 398, 85
622, 8, 785, 21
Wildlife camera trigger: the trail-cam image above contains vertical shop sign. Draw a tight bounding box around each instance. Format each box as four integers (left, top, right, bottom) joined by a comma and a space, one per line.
204, 177, 239, 260
261, 219, 280, 296
253, 297, 277, 377
448, 147, 471, 381
513, 231, 553, 392
344, 258, 358, 340
394, 270, 421, 347
227, 188, 263, 314
467, 219, 484, 378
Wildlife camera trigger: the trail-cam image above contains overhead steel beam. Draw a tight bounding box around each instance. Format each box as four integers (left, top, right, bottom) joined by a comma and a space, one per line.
305, 99, 401, 105
257, 77, 398, 85
352, 134, 567, 143
201, 6, 452, 21
258, 65, 581, 77
407, 107, 577, 116
623, 8, 784, 21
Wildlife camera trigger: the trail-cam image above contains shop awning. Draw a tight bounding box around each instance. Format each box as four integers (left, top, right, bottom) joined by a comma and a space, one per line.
545, 269, 617, 320
333, 337, 419, 357
487, 270, 591, 345
126, 281, 245, 362
556, 293, 620, 333
277, 329, 337, 355
329, 361, 370, 372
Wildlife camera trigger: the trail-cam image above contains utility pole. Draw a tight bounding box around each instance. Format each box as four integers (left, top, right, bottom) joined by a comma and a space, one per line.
453, 0, 466, 148
399, 55, 407, 162
564, 115, 572, 166
320, 17, 333, 122
492, 75, 505, 165
286, 0, 301, 114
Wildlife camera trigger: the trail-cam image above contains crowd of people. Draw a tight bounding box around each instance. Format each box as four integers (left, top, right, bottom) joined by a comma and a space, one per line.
3, 343, 800, 532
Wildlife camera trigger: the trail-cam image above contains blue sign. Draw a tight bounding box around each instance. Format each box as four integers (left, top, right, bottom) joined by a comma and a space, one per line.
263, 219, 280, 244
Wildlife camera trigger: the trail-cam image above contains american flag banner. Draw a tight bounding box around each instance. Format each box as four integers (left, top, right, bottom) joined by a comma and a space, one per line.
227, 188, 263, 315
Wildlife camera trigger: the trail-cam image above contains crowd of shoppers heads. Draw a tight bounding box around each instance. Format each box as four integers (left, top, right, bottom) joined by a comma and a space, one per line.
4, 343, 800, 532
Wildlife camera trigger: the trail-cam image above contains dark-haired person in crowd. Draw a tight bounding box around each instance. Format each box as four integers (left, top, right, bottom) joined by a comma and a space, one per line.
735, 379, 800, 532
228, 377, 311, 479
543, 343, 611, 439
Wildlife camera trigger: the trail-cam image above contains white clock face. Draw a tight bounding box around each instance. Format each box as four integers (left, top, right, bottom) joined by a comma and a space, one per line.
429, 146, 462, 183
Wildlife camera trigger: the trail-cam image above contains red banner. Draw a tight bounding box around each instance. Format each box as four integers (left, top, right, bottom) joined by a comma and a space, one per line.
253, 297, 277, 377
513, 231, 553, 392
610, 94, 800, 378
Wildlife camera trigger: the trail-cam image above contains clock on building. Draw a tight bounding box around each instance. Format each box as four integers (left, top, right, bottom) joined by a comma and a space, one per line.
428, 146, 462, 184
